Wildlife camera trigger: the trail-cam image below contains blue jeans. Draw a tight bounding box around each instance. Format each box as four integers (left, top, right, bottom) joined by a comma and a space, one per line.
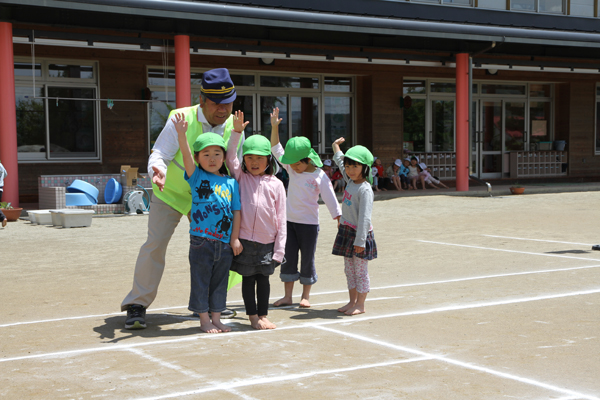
188, 235, 233, 314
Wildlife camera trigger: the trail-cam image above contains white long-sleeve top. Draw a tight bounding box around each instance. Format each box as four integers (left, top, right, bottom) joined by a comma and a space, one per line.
0, 162, 6, 189
147, 105, 244, 179
333, 151, 374, 248
272, 143, 341, 225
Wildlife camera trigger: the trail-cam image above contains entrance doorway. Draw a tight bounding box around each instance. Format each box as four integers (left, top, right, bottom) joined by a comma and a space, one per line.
470, 99, 528, 179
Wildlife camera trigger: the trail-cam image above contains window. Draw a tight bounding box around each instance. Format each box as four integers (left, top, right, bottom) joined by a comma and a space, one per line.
510, 0, 565, 13
570, 0, 595, 16
15, 59, 100, 162
147, 69, 355, 154
478, 0, 507, 9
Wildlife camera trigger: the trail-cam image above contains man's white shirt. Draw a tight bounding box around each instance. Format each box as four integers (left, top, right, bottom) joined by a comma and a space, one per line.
148, 105, 244, 179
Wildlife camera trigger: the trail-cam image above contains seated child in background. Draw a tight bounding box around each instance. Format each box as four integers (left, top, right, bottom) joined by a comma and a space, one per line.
322, 159, 334, 179
407, 156, 421, 190
419, 163, 449, 189
399, 158, 411, 190
372, 157, 388, 192
371, 166, 379, 191
332, 167, 345, 193
385, 159, 403, 191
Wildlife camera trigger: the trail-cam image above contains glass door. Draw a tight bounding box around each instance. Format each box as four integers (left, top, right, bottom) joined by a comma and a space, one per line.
258, 95, 319, 150
505, 101, 526, 151
430, 99, 455, 151
232, 94, 255, 139
259, 95, 288, 144
291, 96, 319, 151
472, 100, 503, 178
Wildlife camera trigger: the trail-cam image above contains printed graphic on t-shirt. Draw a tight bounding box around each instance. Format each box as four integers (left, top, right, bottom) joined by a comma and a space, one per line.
342, 191, 352, 206
186, 168, 239, 242
304, 178, 318, 191
195, 180, 213, 199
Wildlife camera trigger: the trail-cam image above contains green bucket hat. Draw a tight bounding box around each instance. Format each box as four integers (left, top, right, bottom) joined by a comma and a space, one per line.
280, 137, 323, 167
344, 145, 375, 184
193, 132, 226, 153
243, 135, 271, 156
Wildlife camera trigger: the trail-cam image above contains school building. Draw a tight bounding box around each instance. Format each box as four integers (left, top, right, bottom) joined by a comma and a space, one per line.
1, 0, 600, 206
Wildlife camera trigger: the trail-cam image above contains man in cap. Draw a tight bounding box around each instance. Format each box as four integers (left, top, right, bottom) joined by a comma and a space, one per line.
122, 68, 244, 329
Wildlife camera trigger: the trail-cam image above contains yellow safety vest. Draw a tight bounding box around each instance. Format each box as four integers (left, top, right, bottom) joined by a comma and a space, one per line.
152, 105, 236, 215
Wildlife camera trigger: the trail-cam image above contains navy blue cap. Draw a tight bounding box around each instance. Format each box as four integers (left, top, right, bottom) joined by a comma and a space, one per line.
201, 68, 237, 104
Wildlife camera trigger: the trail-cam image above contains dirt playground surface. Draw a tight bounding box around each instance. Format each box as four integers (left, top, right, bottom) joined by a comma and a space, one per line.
1, 191, 600, 399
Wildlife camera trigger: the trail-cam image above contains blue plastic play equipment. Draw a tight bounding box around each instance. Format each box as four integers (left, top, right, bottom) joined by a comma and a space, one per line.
67, 180, 98, 204
104, 178, 123, 204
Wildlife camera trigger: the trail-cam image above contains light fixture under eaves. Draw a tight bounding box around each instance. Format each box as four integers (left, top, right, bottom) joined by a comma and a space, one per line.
260, 57, 275, 65
486, 68, 498, 75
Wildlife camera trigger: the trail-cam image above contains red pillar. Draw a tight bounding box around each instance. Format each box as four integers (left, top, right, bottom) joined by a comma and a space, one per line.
455, 53, 469, 192
0, 22, 19, 207
174, 35, 191, 108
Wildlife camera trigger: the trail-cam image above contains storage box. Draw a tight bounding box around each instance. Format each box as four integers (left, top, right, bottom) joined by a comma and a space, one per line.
539, 141, 553, 150
49, 209, 73, 226
55, 210, 96, 228
28, 210, 53, 225
120, 165, 143, 186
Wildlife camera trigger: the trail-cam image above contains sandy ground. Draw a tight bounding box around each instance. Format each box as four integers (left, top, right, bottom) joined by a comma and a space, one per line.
1, 191, 600, 399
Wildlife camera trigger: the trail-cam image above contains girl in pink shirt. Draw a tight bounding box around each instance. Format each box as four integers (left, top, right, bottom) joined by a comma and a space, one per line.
226, 111, 287, 330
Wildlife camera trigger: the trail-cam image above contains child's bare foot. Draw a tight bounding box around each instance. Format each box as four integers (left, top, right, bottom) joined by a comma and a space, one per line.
200, 322, 222, 333
299, 298, 311, 308
344, 306, 365, 316
211, 320, 231, 332
273, 297, 293, 307
374, 187, 380, 192
259, 316, 276, 329
337, 302, 355, 313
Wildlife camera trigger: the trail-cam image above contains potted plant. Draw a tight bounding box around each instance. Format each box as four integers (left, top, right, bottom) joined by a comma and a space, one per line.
0, 202, 23, 221
509, 183, 525, 195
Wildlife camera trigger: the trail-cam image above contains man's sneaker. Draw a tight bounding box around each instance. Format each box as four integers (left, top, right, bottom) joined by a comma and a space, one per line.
192, 308, 237, 319
592, 245, 600, 251
220, 308, 236, 319
125, 304, 146, 329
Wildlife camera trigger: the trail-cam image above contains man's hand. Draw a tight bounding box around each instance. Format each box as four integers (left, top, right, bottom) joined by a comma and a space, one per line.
152, 166, 166, 192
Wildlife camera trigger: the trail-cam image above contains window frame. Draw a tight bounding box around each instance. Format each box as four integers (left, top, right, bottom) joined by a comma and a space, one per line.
15, 57, 101, 163
146, 67, 356, 155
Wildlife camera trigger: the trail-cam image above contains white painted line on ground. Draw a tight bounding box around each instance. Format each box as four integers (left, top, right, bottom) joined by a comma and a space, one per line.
127, 348, 258, 400
349, 264, 600, 293
3, 263, 600, 329
482, 234, 594, 246
3, 287, 599, 364
418, 240, 600, 262
130, 356, 433, 400
314, 326, 600, 400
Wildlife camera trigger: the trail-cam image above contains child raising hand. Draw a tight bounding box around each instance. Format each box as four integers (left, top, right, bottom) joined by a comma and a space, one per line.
331, 137, 378, 315
173, 113, 242, 334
